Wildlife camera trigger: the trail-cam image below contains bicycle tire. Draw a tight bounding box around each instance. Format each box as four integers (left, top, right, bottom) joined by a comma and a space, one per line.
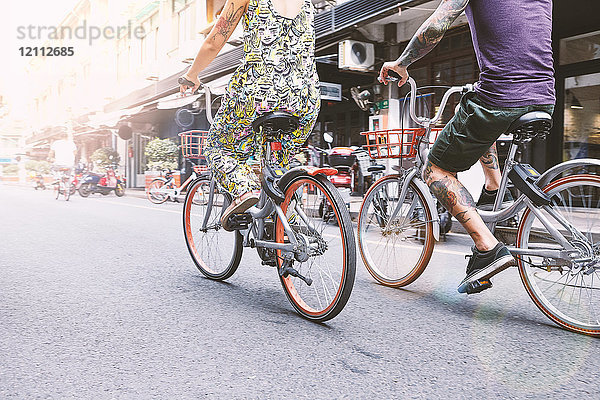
183, 178, 242, 280
275, 173, 356, 322
358, 174, 434, 287
147, 179, 169, 204
64, 180, 70, 201
517, 174, 600, 336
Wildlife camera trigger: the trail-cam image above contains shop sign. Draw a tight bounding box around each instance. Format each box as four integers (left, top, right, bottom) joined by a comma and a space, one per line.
0, 158, 14, 164
320, 82, 342, 101
376, 100, 389, 110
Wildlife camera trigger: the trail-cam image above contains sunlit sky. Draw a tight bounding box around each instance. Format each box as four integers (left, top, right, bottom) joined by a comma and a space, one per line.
1, 1, 81, 110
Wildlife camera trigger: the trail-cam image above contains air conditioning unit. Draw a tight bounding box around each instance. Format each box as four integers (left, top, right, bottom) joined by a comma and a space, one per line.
338, 40, 375, 72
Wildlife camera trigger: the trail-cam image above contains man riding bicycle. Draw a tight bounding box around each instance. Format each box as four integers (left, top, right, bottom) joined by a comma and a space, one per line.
379, 0, 555, 293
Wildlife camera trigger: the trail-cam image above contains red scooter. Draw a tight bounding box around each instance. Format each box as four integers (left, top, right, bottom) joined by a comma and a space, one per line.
312, 133, 356, 222
78, 166, 125, 197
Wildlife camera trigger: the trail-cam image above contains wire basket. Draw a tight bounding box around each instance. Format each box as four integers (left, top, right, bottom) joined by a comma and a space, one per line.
361, 128, 443, 159
192, 165, 210, 174
179, 130, 209, 159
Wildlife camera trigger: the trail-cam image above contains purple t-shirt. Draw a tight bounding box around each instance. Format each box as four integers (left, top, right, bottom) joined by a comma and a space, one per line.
466, 0, 556, 107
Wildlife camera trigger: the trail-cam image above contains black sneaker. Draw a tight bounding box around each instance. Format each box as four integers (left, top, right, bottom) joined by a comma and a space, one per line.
457, 243, 515, 294
476, 187, 514, 211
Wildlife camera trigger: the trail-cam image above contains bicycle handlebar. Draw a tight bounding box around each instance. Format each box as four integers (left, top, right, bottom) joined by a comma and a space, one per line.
178, 77, 214, 125
386, 72, 474, 127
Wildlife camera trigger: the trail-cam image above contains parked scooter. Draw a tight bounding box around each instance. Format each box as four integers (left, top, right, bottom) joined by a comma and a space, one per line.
78, 166, 125, 197
33, 174, 46, 190
311, 133, 355, 222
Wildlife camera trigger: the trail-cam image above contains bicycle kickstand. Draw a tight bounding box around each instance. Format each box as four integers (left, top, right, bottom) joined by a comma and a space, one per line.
279, 258, 312, 286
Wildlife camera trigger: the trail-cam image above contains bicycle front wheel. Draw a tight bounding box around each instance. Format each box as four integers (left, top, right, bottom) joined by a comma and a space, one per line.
275, 173, 356, 322
517, 174, 600, 336
358, 174, 434, 287
147, 179, 168, 204
183, 178, 242, 280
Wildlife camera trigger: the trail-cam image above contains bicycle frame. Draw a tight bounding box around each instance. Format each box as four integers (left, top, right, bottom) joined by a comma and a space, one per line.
154, 170, 199, 200
198, 144, 321, 260
387, 77, 599, 264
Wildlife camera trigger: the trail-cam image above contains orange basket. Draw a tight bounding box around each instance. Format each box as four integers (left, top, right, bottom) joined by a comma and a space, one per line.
361, 128, 443, 159
179, 130, 209, 159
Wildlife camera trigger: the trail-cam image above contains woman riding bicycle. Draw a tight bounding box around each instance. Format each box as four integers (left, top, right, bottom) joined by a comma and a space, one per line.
179, 0, 320, 231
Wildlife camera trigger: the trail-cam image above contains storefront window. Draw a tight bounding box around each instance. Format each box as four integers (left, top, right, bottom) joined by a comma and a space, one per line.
563, 72, 600, 161
560, 31, 600, 65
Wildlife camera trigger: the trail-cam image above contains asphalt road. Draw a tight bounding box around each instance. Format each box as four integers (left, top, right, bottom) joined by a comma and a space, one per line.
1, 185, 599, 399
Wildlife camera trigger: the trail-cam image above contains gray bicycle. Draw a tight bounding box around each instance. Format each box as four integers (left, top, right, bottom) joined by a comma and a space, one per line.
358, 77, 600, 336
181, 84, 356, 322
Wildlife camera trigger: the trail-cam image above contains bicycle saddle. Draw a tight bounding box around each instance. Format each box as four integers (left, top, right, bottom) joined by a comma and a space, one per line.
252, 111, 300, 140
507, 111, 553, 143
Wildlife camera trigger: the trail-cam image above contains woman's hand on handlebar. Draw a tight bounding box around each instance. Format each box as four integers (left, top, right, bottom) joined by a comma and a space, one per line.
378, 62, 409, 87
178, 73, 200, 94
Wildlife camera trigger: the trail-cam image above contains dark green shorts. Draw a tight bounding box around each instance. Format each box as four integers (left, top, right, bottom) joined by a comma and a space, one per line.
428, 92, 554, 173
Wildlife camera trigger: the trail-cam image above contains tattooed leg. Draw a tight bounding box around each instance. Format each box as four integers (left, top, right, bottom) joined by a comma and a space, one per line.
422, 160, 498, 251
479, 143, 501, 191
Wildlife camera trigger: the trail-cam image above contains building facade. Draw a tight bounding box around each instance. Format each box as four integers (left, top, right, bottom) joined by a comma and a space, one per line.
18, 0, 600, 188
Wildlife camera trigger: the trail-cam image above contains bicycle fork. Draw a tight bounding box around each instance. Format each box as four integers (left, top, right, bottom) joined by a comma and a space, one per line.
385, 168, 441, 241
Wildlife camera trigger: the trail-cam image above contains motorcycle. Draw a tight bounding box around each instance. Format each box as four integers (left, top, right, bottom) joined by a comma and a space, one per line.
312, 133, 355, 223
78, 166, 125, 197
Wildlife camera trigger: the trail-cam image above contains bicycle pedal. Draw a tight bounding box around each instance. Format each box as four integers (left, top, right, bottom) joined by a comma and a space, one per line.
465, 279, 493, 294
227, 213, 253, 230
261, 259, 277, 267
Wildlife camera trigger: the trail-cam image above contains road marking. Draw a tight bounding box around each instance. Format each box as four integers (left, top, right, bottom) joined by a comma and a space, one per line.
89, 199, 181, 214
321, 232, 466, 256
97, 197, 467, 256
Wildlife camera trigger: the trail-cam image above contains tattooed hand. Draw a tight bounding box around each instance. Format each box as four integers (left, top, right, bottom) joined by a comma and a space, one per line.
379, 63, 408, 87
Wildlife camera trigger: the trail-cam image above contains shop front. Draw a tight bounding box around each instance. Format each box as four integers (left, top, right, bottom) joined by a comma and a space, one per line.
553, 3, 600, 169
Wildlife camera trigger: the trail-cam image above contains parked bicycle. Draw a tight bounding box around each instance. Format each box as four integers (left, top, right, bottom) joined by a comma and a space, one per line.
146, 154, 209, 204
358, 77, 600, 336
180, 80, 356, 322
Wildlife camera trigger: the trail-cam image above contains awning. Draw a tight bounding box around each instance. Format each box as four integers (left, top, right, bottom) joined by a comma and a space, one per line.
87, 106, 144, 128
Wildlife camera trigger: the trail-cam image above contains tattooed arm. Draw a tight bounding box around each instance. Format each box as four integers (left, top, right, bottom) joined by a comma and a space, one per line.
379, 0, 469, 87
180, 0, 249, 93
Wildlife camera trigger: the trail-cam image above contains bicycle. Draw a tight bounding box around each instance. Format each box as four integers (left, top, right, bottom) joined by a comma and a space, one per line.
146, 154, 209, 204
52, 167, 72, 201
358, 77, 600, 336
180, 82, 356, 322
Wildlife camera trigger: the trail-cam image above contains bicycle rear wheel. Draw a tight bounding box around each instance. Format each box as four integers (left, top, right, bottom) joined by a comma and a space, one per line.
147, 179, 168, 204
183, 178, 242, 280
358, 174, 434, 287
517, 174, 600, 336
275, 173, 356, 322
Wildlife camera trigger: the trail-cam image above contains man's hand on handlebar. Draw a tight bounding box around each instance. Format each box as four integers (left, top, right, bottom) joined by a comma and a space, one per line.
178, 73, 200, 94
378, 62, 409, 87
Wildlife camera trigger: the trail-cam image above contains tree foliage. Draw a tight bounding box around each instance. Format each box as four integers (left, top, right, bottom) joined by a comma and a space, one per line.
1, 164, 19, 175
91, 147, 120, 170
144, 138, 178, 171
25, 160, 51, 174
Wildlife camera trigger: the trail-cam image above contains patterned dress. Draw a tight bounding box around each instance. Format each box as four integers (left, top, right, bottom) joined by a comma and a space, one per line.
204, 0, 321, 197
